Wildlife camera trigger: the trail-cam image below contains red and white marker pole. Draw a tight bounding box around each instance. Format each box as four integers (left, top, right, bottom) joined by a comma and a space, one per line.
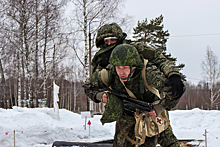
88, 120, 91, 136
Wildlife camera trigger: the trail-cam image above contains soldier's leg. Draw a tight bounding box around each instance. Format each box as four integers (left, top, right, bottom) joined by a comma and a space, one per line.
113, 115, 158, 147
157, 128, 180, 147
113, 116, 136, 147
139, 136, 158, 147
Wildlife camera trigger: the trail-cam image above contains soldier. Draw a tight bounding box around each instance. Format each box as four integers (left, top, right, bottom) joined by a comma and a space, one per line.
84, 44, 185, 147
92, 22, 184, 99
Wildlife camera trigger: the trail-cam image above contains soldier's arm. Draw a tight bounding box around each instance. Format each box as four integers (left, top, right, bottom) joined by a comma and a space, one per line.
84, 70, 107, 103
152, 85, 184, 116
144, 48, 179, 77
133, 42, 180, 77
144, 62, 184, 116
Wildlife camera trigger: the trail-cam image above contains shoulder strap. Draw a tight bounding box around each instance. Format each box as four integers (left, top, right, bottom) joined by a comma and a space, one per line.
142, 59, 161, 99
101, 60, 161, 98
119, 78, 137, 99
101, 67, 137, 99
100, 69, 109, 86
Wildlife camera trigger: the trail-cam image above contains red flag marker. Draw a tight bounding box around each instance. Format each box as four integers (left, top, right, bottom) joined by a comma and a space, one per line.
45, 131, 47, 132
21, 131, 23, 134
5, 132, 8, 135
71, 128, 73, 130
203, 134, 206, 136
216, 137, 218, 140
88, 120, 91, 125
83, 125, 85, 127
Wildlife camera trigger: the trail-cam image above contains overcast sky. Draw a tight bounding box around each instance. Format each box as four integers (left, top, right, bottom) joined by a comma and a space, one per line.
122, 0, 220, 84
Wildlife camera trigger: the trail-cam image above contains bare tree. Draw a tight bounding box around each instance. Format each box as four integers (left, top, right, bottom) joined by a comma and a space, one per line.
70, 0, 132, 77
68, 0, 132, 111
40, 0, 68, 107
0, 0, 134, 111
0, 15, 8, 108
0, 45, 7, 108
0, 0, 68, 108
201, 46, 220, 109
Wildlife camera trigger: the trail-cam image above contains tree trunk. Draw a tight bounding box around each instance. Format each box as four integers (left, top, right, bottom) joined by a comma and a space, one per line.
0, 58, 6, 108
34, 0, 39, 108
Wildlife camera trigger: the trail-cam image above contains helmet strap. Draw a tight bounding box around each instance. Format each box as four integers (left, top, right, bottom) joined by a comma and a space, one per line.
120, 66, 135, 81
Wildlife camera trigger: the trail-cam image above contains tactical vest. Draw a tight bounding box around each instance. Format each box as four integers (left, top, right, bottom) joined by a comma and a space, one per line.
100, 59, 171, 146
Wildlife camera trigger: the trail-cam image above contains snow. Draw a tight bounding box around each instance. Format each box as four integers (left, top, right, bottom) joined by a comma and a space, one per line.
0, 107, 220, 147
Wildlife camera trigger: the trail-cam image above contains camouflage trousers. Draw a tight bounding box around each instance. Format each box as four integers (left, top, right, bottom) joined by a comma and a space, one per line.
113, 115, 180, 147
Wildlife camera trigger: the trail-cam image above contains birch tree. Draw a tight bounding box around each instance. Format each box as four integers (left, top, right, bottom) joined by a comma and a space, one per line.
69, 0, 131, 111
40, 0, 68, 107
202, 46, 220, 109
0, 0, 67, 108
0, 42, 7, 108
69, 0, 133, 77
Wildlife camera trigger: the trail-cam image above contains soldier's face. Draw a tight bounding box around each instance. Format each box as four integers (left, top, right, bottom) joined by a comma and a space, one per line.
104, 39, 118, 45
115, 66, 136, 82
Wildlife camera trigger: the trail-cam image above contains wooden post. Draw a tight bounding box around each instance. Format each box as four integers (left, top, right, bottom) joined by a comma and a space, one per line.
205, 129, 207, 147
14, 130, 15, 147
89, 124, 90, 137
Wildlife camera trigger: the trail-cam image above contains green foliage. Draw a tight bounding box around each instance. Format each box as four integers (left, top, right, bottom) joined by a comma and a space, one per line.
133, 15, 168, 53
133, 15, 186, 80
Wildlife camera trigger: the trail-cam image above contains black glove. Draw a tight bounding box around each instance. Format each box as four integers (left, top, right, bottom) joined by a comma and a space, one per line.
99, 53, 111, 68
165, 74, 184, 97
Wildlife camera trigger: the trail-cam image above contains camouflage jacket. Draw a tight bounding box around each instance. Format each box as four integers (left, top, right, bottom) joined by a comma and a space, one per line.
85, 63, 180, 112
92, 38, 180, 78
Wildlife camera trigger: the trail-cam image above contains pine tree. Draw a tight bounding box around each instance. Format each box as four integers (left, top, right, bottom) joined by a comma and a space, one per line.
133, 15, 185, 80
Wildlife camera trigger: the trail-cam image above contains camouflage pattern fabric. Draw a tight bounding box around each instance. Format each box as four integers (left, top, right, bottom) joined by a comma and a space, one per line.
110, 44, 144, 68
92, 22, 184, 79
84, 44, 182, 146
92, 38, 181, 78
92, 44, 117, 73
130, 42, 181, 78
145, 63, 168, 92
93, 22, 128, 72
95, 22, 125, 48
84, 63, 181, 146
113, 115, 180, 147
157, 127, 180, 147
85, 22, 184, 146
100, 93, 124, 124
84, 60, 180, 115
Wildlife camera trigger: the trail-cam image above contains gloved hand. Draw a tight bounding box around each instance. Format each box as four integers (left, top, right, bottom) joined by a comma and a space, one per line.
99, 53, 111, 68
165, 74, 184, 97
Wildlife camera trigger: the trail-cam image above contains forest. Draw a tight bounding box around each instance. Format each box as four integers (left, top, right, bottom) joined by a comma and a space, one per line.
0, 0, 219, 112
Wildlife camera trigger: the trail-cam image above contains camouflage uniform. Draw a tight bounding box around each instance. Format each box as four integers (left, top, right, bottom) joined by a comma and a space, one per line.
85, 44, 183, 147
92, 22, 180, 79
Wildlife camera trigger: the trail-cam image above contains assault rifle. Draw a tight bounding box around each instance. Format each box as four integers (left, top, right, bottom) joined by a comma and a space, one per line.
83, 85, 153, 113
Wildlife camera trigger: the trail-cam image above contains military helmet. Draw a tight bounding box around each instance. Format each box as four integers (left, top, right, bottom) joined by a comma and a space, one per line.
110, 44, 144, 68
95, 23, 124, 48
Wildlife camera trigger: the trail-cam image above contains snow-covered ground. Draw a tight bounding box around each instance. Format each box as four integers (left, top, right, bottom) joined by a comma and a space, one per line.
0, 107, 220, 147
